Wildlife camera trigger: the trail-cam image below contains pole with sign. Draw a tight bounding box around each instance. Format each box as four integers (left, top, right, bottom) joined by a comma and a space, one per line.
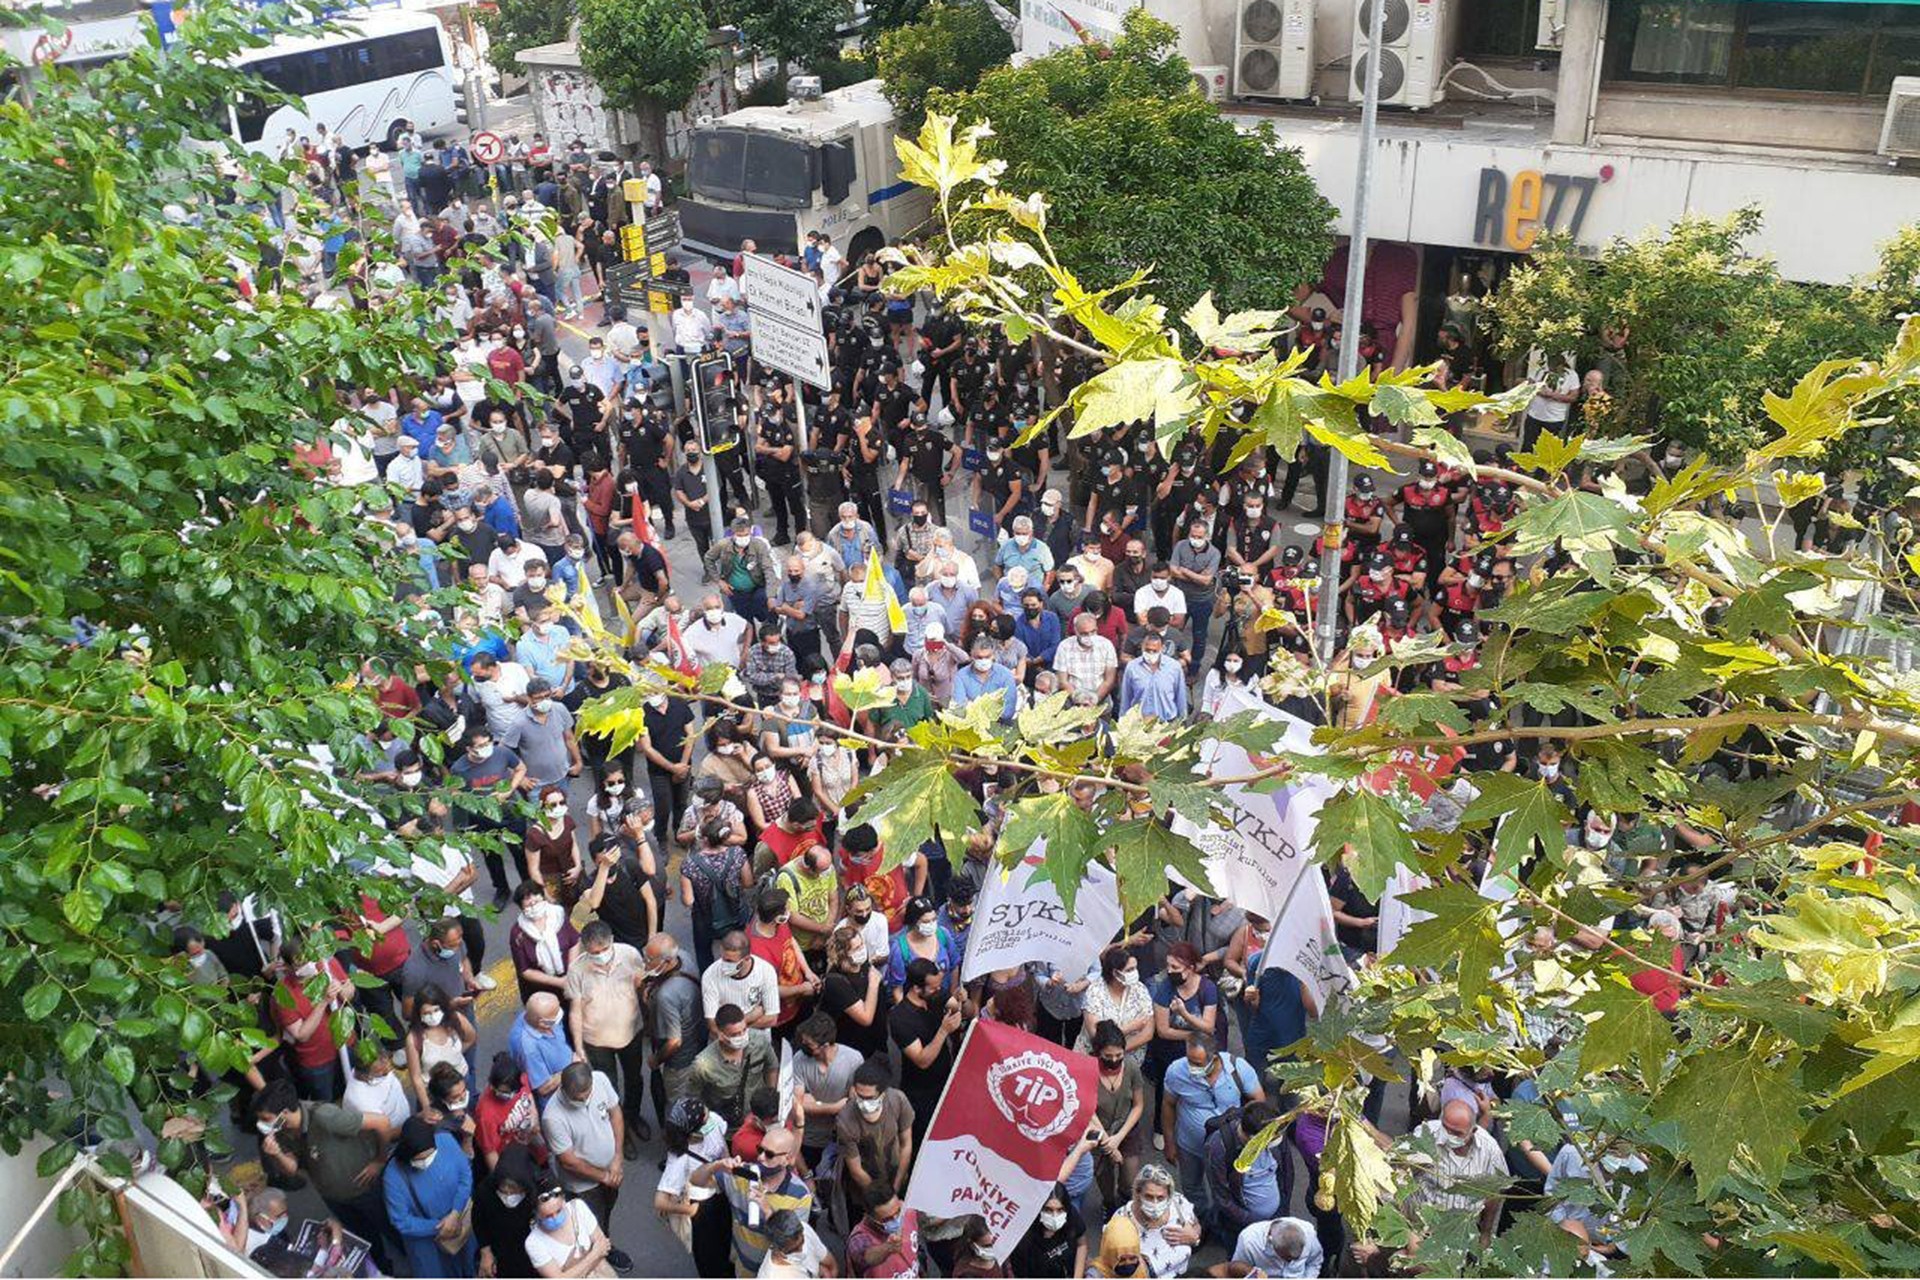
739, 253, 830, 464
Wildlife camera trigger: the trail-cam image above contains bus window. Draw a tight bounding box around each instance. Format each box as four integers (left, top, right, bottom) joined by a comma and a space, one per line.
689, 129, 747, 203
741, 133, 813, 209
234, 90, 274, 143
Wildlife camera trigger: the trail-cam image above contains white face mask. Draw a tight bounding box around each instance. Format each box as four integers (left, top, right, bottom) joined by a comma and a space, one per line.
721, 1032, 748, 1050
1143, 651, 1163, 666
915, 919, 938, 938
972, 657, 993, 673
411, 1152, 437, 1172
1585, 828, 1612, 849
705, 608, 724, 625
1138, 1197, 1168, 1222
856, 1096, 885, 1119
1539, 763, 1560, 780
732, 535, 751, 548
1223, 658, 1243, 674
500, 1192, 526, 1209
1040, 1211, 1068, 1232
400, 770, 423, 788
939, 575, 958, 589
607, 781, 626, 795
421, 1009, 445, 1028
848, 947, 868, 967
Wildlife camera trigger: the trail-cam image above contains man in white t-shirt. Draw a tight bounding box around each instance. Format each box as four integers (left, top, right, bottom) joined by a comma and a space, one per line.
1130, 565, 1189, 628
685, 595, 751, 670
700, 931, 782, 1033
1523, 352, 1580, 450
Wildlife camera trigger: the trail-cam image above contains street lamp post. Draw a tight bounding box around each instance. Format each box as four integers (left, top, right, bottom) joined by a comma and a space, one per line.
1312, 0, 1389, 661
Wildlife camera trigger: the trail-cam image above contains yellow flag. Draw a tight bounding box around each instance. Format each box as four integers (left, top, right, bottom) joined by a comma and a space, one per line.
610, 585, 636, 647
866, 547, 906, 634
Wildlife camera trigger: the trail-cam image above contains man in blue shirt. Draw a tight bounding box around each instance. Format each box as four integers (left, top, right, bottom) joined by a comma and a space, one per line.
508, 992, 574, 1109
993, 514, 1055, 582
1013, 586, 1063, 668
1119, 631, 1189, 720
951, 638, 1019, 723
826, 504, 881, 571
477, 482, 521, 540
400, 397, 443, 454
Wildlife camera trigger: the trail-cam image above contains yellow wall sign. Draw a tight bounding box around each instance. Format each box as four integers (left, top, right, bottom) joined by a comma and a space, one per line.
649, 252, 668, 276
622, 178, 649, 206
647, 287, 676, 314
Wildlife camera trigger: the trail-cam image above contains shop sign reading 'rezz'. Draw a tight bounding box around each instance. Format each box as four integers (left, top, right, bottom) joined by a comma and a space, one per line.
1472, 167, 1606, 252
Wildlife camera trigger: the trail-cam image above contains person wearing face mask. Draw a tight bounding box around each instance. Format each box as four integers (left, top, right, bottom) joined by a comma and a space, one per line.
471, 1051, 549, 1173
173, 925, 231, 990
638, 934, 707, 1121
508, 879, 579, 1006
951, 637, 1018, 723
1115, 620, 1185, 714
1118, 1163, 1201, 1277
1053, 612, 1119, 705
1085, 1213, 1148, 1279
1222, 1212, 1324, 1280
1408, 1099, 1509, 1240
1160, 1031, 1265, 1221
947, 1214, 1008, 1278
522, 1174, 617, 1277
890, 499, 940, 583
819, 922, 890, 1059
910, 619, 963, 706
522, 784, 585, 909
656, 1097, 730, 1262
888, 956, 965, 1145
382, 1116, 476, 1278
687, 1125, 813, 1275
537, 1063, 633, 1272
746, 886, 822, 1036
774, 834, 841, 967
702, 518, 777, 625
1198, 648, 1252, 720
502, 673, 582, 793
269, 937, 360, 1103
1085, 1019, 1151, 1206
252, 1079, 402, 1275
1009, 1183, 1087, 1279
685, 590, 754, 674
1533, 741, 1577, 809
1011, 586, 1063, 672
689, 1002, 779, 1128
742, 623, 800, 706
473, 1144, 539, 1279
845, 1184, 923, 1280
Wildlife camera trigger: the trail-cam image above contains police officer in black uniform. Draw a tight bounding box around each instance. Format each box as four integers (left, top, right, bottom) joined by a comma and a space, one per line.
976, 438, 1028, 534
1152, 434, 1205, 562
621, 404, 677, 537
844, 409, 890, 540
898, 411, 957, 524
754, 387, 804, 545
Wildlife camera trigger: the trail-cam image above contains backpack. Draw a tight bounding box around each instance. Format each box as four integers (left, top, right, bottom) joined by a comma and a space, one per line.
694, 850, 745, 935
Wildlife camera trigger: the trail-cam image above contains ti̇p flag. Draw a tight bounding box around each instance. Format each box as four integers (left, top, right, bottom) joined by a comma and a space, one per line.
903, 1019, 1099, 1263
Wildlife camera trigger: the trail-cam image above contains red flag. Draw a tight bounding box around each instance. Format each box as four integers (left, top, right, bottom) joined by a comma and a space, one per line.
663, 612, 698, 678
903, 1019, 1099, 1263
631, 493, 656, 548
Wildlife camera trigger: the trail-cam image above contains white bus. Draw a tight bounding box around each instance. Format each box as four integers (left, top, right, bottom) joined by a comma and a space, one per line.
221, 8, 460, 153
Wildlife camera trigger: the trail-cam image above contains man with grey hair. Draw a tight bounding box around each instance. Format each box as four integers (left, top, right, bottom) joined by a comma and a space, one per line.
1215, 1215, 1323, 1279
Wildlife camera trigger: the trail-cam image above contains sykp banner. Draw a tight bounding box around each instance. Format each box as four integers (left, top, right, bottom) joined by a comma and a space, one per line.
962, 839, 1125, 983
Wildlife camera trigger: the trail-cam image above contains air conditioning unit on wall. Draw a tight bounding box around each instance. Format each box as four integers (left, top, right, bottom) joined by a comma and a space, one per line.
1880, 76, 1920, 159
1350, 0, 1454, 110
1191, 64, 1230, 102
1234, 0, 1315, 101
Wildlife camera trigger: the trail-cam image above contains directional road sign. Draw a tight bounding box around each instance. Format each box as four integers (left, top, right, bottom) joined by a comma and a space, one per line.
739, 252, 830, 390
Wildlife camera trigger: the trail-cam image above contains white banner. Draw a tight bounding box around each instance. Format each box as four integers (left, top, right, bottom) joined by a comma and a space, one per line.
1376, 864, 1433, 959
1173, 686, 1329, 923
963, 841, 1126, 983
1259, 867, 1354, 1010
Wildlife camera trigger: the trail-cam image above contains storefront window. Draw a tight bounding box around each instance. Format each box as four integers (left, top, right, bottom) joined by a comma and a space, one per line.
1606, 0, 1920, 97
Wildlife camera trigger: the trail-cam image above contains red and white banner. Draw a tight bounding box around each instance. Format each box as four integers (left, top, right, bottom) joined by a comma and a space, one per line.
903, 1019, 1099, 1263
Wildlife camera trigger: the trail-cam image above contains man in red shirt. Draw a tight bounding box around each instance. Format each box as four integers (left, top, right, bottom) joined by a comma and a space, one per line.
836, 823, 923, 931
335, 893, 411, 1055
272, 943, 356, 1101
846, 1186, 923, 1279
485, 329, 525, 386
747, 887, 819, 1035
756, 795, 826, 871
473, 1055, 548, 1171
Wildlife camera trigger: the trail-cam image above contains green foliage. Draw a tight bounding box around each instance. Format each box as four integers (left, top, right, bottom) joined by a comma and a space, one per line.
926, 9, 1335, 316
1488, 208, 1920, 477
0, 0, 477, 1211
874, 0, 1014, 127
577, 0, 710, 116
479, 0, 576, 80
877, 103, 1920, 1273
727, 0, 850, 76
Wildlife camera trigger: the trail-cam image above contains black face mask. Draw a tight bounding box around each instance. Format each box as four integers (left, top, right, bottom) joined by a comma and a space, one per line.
912, 514, 928, 527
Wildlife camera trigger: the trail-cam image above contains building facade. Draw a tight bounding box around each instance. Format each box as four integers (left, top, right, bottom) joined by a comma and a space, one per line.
1021, 0, 1920, 372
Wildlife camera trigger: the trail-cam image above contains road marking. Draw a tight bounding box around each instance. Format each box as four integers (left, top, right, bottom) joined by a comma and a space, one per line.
559, 318, 599, 341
